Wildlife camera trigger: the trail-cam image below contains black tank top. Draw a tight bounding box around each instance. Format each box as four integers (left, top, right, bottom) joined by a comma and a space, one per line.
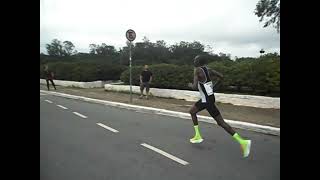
198, 66, 214, 102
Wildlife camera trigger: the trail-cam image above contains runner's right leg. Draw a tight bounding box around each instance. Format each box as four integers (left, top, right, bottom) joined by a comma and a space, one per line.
189, 101, 206, 143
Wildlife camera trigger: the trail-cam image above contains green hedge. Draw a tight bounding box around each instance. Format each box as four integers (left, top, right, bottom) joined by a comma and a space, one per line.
208, 58, 280, 96
120, 60, 280, 96
40, 57, 279, 97
120, 64, 194, 90
40, 62, 126, 82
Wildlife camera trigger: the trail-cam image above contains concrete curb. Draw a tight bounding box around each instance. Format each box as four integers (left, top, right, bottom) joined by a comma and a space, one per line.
41, 79, 280, 109
40, 90, 280, 136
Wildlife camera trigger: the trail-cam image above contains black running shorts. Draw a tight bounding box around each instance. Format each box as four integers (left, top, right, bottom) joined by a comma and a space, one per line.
195, 95, 221, 118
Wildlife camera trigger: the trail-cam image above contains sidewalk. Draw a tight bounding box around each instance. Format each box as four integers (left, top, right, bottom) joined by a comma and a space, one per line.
40, 85, 280, 128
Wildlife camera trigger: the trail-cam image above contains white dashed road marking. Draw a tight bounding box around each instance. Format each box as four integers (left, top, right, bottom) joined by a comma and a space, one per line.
45, 100, 53, 103
96, 123, 119, 133
140, 143, 189, 165
73, 112, 87, 118
57, 105, 68, 109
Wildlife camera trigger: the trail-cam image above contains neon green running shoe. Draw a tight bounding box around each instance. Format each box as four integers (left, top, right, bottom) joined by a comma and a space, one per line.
240, 140, 251, 158
190, 136, 204, 143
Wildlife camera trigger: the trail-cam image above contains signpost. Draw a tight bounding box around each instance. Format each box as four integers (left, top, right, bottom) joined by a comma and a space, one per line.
126, 29, 136, 103
260, 49, 265, 56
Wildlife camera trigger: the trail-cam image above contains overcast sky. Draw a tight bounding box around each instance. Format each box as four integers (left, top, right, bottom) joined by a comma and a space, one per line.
40, 0, 280, 58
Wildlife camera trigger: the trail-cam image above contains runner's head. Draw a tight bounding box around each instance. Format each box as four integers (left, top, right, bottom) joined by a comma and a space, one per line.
193, 55, 208, 67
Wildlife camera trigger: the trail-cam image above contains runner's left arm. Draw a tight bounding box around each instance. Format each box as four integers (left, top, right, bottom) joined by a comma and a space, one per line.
209, 69, 223, 80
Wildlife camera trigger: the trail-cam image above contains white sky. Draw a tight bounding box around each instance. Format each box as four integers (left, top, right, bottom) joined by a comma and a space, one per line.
40, 0, 280, 58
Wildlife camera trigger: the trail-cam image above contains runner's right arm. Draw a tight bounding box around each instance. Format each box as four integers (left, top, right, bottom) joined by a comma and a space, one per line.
188, 67, 200, 90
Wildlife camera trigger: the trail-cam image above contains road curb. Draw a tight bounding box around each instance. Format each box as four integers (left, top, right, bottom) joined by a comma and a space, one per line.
40, 90, 280, 136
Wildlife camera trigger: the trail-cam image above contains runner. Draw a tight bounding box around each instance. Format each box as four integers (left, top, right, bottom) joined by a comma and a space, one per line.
188, 55, 251, 158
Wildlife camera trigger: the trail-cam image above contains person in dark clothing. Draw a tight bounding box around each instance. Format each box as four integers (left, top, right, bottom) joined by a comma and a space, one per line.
44, 65, 56, 91
139, 65, 153, 99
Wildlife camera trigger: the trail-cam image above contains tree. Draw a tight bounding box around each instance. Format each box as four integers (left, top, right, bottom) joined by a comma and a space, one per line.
255, 0, 280, 33
130, 37, 159, 65
63, 41, 77, 56
89, 43, 118, 56
46, 39, 64, 57
89, 44, 97, 54
155, 40, 170, 63
142, 36, 152, 47
155, 40, 166, 48
169, 41, 206, 64
46, 39, 77, 57
119, 41, 133, 65
218, 52, 232, 61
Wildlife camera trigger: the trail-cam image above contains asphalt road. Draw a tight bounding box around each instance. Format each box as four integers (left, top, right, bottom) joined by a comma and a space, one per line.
40, 92, 280, 180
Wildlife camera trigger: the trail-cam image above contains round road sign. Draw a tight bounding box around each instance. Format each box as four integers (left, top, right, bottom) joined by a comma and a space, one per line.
126, 29, 136, 41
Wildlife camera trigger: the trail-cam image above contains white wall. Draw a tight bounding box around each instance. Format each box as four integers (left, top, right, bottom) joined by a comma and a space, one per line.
40, 79, 104, 88
104, 84, 280, 109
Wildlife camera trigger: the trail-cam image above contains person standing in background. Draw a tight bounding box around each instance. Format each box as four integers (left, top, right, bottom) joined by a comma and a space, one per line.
139, 65, 153, 99
44, 65, 57, 91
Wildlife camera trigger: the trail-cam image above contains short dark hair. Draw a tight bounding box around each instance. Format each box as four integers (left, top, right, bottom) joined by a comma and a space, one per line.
194, 55, 208, 66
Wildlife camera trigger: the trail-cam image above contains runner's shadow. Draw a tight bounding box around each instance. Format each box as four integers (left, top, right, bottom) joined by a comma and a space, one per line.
191, 144, 213, 151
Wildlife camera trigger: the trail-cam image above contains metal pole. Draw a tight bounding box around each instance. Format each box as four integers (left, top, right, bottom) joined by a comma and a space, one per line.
129, 42, 132, 103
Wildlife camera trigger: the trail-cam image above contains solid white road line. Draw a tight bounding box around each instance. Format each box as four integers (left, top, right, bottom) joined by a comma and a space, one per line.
96, 123, 119, 133
57, 105, 68, 109
73, 112, 87, 118
140, 143, 189, 165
